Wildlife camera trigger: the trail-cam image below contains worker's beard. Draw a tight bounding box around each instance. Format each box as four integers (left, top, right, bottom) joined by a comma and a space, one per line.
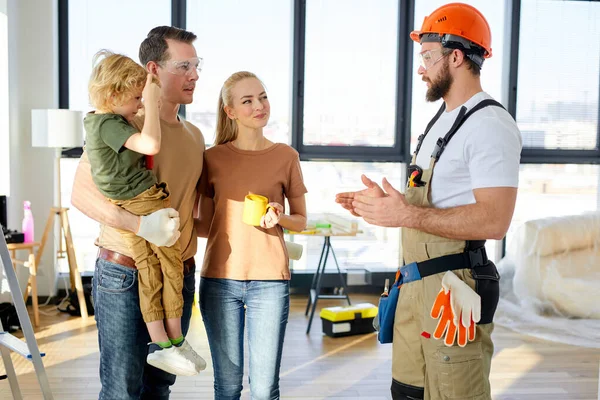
426, 59, 453, 102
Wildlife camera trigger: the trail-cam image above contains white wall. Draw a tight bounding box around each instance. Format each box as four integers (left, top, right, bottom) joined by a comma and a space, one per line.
3, 0, 58, 299
0, 0, 8, 197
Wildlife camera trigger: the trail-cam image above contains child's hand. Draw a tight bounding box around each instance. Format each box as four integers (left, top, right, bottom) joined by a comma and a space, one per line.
260, 202, 284, 229
142, 74, 161, 105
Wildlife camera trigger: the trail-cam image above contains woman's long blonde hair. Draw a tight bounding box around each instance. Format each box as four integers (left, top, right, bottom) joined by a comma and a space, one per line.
215, 71, 260, 145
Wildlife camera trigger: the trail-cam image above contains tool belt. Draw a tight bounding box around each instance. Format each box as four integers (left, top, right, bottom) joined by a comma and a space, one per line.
377, 245, 499, 344
401, 245, 488, 285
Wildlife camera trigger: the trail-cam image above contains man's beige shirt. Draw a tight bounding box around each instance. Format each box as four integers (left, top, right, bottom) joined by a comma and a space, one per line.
95, 114, 205, 261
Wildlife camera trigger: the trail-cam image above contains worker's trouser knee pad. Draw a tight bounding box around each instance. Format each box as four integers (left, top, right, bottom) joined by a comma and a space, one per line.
391, 379, 424, 400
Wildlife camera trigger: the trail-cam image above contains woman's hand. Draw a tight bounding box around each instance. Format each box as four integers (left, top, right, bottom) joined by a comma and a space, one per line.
260, 202, 284, 229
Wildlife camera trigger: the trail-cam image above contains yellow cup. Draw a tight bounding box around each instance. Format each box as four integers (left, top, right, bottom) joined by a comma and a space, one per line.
242, 194, 273, 226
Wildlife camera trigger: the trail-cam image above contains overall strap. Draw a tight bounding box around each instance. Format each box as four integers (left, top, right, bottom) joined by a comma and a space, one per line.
431, 99, 505, 161
414, 102, 446, 157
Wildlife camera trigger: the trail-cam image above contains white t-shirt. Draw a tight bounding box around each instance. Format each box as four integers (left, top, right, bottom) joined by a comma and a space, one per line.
414, 92, 522, 209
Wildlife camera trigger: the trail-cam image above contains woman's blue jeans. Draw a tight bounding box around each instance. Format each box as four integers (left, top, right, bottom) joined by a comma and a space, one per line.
199, 278, 290, 400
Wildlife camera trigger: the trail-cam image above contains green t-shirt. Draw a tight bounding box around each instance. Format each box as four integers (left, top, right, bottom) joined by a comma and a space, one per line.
84, 113, 156, 200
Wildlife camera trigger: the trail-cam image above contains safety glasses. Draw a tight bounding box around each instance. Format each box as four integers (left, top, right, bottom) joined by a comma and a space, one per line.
418, 49, 450, 71
159, 57, 204, 77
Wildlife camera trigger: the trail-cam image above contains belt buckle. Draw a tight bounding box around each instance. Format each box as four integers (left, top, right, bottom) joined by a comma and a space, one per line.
468, 248, 486, 268
399, 262, 421, 284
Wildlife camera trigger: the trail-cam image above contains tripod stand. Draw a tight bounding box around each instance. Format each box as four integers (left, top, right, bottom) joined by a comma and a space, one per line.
37, 207, 88, 319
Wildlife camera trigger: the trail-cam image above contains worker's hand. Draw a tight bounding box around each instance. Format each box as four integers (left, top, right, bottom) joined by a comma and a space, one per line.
335, 175, 386, 217
137, 208, 180, 247
430, 271, 480, 347
351, 178, 412, 228
261, 202, 284, 229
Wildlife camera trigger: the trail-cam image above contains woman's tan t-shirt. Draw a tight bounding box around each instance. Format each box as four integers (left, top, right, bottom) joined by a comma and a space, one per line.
200, 142, 307, 280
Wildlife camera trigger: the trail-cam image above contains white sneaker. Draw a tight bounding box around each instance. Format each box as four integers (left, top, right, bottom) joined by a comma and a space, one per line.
177, 340, 207, 372
147, 345, 199, 376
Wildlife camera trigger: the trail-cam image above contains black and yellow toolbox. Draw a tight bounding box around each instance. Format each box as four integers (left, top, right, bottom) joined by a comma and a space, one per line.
320, 303, 378, 338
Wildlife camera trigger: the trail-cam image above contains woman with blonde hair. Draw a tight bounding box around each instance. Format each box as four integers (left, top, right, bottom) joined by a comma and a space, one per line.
196, 71, 308, 399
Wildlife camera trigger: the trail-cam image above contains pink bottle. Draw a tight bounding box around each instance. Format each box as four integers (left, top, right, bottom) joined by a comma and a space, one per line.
22, 201, 34, 243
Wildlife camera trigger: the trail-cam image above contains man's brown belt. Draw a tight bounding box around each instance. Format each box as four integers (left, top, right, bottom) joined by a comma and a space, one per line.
98, 248, 195, 274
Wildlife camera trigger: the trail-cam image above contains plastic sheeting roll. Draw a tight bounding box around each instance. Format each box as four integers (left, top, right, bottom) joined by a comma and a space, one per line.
510, 211, 600, 319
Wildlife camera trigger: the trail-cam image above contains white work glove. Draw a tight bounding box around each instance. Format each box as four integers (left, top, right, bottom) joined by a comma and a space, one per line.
136, 208, 181, 247
431, 270, 481, 347
442, 270, 481, 328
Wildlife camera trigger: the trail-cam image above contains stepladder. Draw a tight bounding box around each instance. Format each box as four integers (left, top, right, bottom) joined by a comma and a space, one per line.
0, 234, 53, 399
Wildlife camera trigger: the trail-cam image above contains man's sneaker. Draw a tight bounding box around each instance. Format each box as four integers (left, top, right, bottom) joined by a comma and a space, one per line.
146, 344, 199, 376
176, 340, 207, 372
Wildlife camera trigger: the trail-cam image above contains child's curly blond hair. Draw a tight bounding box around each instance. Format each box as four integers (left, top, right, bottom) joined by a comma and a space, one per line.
88, 50, 158, 111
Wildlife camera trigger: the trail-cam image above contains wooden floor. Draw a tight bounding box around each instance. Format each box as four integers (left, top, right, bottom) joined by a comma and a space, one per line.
1, 294, 599, 399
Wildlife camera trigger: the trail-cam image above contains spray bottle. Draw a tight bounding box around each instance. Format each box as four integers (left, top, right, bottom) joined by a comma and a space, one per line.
22, 201, 34, 243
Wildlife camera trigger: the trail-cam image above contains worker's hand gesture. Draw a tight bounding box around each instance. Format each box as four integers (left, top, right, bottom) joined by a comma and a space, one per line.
351, 178, 411, 228
335, 175, 386, 217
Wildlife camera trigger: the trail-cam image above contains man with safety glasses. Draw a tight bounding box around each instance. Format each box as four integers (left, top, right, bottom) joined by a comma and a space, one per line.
336, 3, 522, 399
71, 26, 205, 399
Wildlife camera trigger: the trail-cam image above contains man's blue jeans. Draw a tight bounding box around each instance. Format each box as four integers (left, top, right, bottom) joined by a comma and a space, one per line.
92, 256, 196, 400
199, 278, 290, 400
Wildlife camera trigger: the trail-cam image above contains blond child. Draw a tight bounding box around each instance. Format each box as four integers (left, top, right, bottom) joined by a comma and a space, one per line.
84, 51, 205, 376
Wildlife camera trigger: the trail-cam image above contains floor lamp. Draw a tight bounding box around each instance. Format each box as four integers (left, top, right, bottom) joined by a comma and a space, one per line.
31, 109, 88, 319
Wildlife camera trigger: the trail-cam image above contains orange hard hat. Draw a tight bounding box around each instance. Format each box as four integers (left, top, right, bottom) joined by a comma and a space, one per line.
411, 3, 492, 62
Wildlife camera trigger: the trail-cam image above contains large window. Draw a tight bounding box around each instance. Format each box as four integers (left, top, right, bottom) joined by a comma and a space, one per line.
292, 0, 410, 162
410, 0, 508, 152
186, 0, 293, 146
517, 0, 599, 150
68, 1, 171, 114
303, 0, 398, 148
514, 0, 600, 162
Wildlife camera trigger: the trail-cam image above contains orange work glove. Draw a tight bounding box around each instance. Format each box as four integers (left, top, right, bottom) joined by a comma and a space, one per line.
430, 271, 480, 347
